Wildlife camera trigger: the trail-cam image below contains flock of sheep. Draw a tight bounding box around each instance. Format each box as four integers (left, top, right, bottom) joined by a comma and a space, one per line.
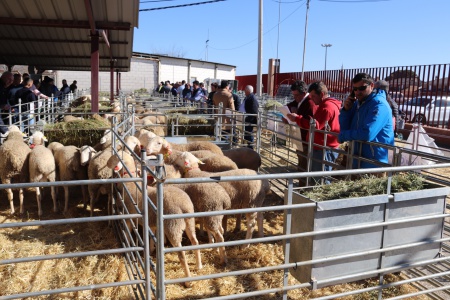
0, 111, 271, 287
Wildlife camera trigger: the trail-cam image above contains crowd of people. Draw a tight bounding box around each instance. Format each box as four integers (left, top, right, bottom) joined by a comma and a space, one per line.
0, 71, 78, 134
285, 72, 395, 184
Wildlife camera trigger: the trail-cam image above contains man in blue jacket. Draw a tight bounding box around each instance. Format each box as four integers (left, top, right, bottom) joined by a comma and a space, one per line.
338, 73, 394, 168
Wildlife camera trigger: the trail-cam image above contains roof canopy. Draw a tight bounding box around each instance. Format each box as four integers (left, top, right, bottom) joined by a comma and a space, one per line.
0, 0, 139, 72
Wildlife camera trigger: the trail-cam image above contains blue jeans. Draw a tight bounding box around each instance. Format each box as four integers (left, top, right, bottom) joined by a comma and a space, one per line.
311, 148, 339, 185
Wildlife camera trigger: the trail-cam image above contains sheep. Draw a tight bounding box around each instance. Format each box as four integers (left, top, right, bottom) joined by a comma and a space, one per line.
47, 141, 64, 154
63, 115, 83, 122
28, 145, 57, 216
142, 136, 223, 158
28, 131, 47, 148
53, 145, 95, 213
0, 131, 31, 215
106, 151, 203, 286
85, 148, 114, 216
145, 152, 230, 265
174, 151, 271, 248
223, 147, 262, 172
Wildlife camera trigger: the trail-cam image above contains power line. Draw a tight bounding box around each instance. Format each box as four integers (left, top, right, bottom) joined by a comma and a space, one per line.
139, 0, 226, 11
210, 0, 306, 51
318, 0, 390, 2
140, 0, 178, 3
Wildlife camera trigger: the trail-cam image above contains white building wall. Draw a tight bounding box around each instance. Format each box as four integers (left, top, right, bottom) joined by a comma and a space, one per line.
56, 57, 158, 93
54, 54, 234, 94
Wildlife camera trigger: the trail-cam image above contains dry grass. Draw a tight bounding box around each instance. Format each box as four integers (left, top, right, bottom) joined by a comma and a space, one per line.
0, 169, 432, 299
0, 189, 133, 299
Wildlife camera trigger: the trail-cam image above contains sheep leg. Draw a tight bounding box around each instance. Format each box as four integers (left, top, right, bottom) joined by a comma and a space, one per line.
36, 187, 42, 217
174, 243, 192, 288
51, 186, 57, 213
234, 214, 242, 233
184, 217, 203, 271
241, 212, 257, 249
4, 179, 15, 214
90, 189, 101, 217
64, 186, 70, 213
211, 230, 227, 266
257, 212, 264, 238
6, 188, 15, 214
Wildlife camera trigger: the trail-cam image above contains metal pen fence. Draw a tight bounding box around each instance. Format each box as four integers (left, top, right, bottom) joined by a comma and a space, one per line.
1, 97, 450, 299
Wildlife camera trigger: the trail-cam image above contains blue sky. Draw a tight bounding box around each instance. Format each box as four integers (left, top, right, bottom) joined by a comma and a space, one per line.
134, 0, 450, 76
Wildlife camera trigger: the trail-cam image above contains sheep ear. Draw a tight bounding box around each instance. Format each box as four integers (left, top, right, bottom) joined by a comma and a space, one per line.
80, 146, 96, 166
106, 155, 121, 170
197, 158, 205, 165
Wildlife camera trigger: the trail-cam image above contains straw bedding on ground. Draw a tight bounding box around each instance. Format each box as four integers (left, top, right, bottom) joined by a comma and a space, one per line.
0, 188, 427, 299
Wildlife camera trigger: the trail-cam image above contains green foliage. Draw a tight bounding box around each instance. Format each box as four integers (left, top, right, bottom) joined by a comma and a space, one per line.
134, 88, 148, 94
304, 172, 425, 201
44, 115, 110, 147
264, 100, 283, 111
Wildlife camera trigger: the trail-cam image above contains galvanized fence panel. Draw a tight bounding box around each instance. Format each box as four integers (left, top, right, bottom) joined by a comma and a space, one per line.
2, 102, 450, 299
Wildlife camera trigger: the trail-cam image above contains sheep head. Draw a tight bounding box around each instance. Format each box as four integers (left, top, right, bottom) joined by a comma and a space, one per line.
142, 136, 171, 156
106, 151, 137, 176
174, 151, 204, 171
100, 129, 112, 145
29, 131, 47, 148
80, 146, 96, 166
123, 135, 141, 156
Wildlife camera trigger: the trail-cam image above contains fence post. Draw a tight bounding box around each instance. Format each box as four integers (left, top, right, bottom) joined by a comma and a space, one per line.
141, 149, 151, 300
306, 118, 316, 186
155, 154, 166, 300
256, 110, 262, 153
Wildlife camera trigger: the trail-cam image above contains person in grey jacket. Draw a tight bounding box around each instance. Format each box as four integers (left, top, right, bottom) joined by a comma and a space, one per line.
240, 85, 259, 149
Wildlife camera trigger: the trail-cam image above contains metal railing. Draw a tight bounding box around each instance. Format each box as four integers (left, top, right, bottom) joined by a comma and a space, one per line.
1, 101, 450, 299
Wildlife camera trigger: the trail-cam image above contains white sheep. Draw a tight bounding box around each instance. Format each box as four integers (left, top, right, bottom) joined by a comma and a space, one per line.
143, 136, 223, 158
0, 131, 31, 215
107, 151, 203, 286
174, 151, 271, 248
28, 145, 57, 216
53, 145, 96, 213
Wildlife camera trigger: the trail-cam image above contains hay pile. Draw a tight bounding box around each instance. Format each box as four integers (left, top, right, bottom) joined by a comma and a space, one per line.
304, 172, 425, 201
167, 114, 214, 136
264, 100, 283, 111
0, 189, 427, 299
0, 209, 131, 299
44, 114, 110, 147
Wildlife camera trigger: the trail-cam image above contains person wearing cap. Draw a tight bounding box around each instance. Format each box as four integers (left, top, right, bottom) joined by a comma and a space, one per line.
338, 73, 394, 169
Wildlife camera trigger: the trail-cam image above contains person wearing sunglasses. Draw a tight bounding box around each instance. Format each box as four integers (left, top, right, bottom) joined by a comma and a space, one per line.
338, 73, 394, 169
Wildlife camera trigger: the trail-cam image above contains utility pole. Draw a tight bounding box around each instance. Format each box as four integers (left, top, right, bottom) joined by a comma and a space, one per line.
301, 0, 310, 81
321, 43, 332, 72
205, 29, 209, 61
257, 0, 263, 97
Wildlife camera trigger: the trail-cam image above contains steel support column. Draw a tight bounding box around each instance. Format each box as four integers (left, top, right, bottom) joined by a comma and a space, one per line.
91, 32, 100, 113
110, 60, 115, 104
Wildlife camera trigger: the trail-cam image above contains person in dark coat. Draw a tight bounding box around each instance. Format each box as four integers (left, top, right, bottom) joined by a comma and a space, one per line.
240, 85, 259, 149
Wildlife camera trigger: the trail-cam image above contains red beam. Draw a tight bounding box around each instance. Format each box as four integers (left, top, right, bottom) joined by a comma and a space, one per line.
0, 54, 128, 60
91, 33, 100, 113
84, 0, 96, 35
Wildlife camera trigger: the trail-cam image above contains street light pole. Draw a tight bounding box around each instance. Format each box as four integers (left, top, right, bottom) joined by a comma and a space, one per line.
300, 0, 310, 81
321, 43, 332, 72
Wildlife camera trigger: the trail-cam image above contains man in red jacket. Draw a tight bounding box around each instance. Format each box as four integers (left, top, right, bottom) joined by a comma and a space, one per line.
283, 81, 317, 185
287, 81, 341, 184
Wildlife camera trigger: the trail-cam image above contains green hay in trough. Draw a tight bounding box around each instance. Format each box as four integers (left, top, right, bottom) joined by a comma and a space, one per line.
167, 114, 214, 136
304, 172, 425, 202
264, 100, 283, 111
44, 115, 111, 147
70, 102, 113, 113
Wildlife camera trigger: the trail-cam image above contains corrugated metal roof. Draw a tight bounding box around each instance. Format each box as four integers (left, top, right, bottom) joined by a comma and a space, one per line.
0, 0, 139, 72
132, 52, 237, 68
